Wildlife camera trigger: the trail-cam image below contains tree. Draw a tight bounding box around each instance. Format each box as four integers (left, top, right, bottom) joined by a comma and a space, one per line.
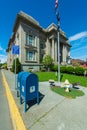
0, 63, 7, 69
42, 55, 53, 71
12, 58, 21, 74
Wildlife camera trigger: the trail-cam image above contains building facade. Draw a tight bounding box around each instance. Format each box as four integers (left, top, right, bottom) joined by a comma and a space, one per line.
6, 11, 71, 71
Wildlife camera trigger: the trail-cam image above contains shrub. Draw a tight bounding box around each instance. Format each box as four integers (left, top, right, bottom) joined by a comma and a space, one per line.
74, 67, 84, 76
60, 66, 67, 73
51, 65, 68, 73
66, 66, 75, 74
50, 64, 58, 71
1, 63, 7, 70
12, 58, 21, 74
42, 55, 53, 71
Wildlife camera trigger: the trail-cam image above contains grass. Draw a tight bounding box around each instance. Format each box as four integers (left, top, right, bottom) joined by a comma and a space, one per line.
51, 87, 85, 99
36, 72, 87, 87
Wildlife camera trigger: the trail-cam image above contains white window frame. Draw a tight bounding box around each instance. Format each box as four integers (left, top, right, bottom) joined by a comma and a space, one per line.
26, 50, 36, 61
26, 34, 35, 46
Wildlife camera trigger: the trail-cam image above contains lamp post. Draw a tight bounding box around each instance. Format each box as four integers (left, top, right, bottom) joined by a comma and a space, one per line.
56, 12, 60, 86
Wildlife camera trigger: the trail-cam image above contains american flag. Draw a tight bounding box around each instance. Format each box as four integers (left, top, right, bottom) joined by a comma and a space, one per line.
55, 0, 58, 9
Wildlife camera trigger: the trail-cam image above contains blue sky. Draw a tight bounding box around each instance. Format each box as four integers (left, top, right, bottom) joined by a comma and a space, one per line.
0, 0, 87, 63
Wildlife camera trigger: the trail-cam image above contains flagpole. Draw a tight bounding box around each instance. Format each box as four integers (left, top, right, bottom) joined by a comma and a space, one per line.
55, 0, 60, 86
56, 12, 60, 86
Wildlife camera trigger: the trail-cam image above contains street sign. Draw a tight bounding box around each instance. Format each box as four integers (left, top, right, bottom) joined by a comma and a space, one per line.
12, 45, 20, 55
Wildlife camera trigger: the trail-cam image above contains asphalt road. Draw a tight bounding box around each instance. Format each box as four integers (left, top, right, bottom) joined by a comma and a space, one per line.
0, 70, 13, 130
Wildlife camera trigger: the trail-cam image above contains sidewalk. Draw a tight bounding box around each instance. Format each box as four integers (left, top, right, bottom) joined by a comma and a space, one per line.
0, 70, 13, 130
2, 69, 87, 130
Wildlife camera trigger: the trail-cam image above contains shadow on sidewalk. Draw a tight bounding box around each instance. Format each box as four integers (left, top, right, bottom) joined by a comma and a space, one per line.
21, 92, 45, 111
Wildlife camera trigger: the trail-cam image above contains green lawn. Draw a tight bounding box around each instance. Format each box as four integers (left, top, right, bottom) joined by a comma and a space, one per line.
36, 72, 87, 87
51, 87, 85, 99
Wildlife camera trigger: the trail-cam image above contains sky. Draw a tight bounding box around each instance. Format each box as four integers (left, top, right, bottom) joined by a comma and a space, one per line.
0, 0, 87, 63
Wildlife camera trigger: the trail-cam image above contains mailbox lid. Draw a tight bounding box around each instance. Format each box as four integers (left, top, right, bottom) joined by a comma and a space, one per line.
26, 74, 38, 88
21, 72, 31, 86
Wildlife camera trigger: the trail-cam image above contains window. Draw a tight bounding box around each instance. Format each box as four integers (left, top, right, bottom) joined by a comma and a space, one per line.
40, 54, 44, 62
26, 50, 36, 61
40, 43, 44, 49
40, 41, 46, 49
26, 34, 35, 46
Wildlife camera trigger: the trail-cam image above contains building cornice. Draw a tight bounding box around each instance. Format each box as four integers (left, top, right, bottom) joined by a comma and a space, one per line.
6, 11, 71, 52
13, 11, 45, 33
13, 11, 68, 40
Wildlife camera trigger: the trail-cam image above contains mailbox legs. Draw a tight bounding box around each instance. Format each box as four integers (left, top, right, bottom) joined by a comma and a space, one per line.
24, 102, 27, 112
20, 96, 22, 104
17, 90, 20, 97
20, 96, 39, 112
37, 92, 39, 105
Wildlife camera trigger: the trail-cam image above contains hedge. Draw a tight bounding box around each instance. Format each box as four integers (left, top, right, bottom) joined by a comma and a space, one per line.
74, 67, 84, 76
66, 66, 75, 74
51, 64, 86, 76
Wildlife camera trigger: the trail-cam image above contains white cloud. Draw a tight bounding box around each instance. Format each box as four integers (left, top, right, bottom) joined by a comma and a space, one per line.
71, 45, 87, 60
0, 45, 7, 63
70, 32, 87, 60
71, 55, 87, 61
71, 45, 87, 53
0, 46, 6, 52
0, 46, 3, 51
0, 54, 7, 63
69, 31, 87, 42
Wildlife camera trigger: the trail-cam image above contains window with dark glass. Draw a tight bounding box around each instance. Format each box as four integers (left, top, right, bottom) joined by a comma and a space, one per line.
26, 50, 36, 61
26, 34, 35, 46
40, 42, 45, 49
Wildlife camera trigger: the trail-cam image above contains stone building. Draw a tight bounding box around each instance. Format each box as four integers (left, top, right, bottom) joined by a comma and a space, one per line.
6, 11, 71, 71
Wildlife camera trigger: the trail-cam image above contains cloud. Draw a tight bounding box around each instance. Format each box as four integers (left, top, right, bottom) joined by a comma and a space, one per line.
0, 46, 6, 52
71, 45, 87, 53
0, 44, 7, 63
0, 45, 7, 63
0, 54, 7, 63
69, 31, 87, 42
0, 46, 3, 51
71, 45, 87, 60
69, 31, 87, 60
71, 54, 87, 61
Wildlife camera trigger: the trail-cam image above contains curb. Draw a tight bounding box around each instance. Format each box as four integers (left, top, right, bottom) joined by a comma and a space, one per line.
1, 71, 26, 130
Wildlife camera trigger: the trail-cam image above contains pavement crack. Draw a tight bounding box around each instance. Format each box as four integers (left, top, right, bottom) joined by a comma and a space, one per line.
28, 98, 66, 130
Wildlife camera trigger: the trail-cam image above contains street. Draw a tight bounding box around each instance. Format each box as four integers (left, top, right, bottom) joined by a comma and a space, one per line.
0, 70, 13, 130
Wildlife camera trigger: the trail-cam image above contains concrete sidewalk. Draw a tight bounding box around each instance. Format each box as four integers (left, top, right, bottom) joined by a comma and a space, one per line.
2, 69, 87, 130
0, 70, 13, 130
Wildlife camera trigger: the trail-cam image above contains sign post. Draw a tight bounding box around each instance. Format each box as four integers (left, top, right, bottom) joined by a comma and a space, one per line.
12, 45, 20, 89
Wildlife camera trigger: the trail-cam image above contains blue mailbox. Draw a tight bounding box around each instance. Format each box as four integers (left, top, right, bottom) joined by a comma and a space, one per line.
17, 71, 25, 97
20, 72, 39, 112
